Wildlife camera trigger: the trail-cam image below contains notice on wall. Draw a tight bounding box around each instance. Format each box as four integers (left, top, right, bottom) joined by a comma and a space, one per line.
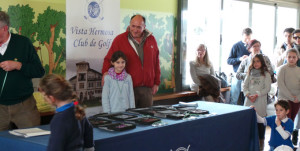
66, 0, 120, 80
66, 0, 120, 114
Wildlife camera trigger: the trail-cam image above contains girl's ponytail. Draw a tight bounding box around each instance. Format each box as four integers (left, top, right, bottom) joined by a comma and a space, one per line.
74, 101, 86, 120
39, 74, 86, 120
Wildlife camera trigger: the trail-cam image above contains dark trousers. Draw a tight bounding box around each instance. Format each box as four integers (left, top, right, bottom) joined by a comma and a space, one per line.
134, 87, 153, 108
258, 123, 266, 139
287, 100, 300, 121
239, 92, 245, 105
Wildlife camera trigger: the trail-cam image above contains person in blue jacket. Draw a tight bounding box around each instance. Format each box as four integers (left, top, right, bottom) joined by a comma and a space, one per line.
255, 100, 294, 151
227, 28, 252, 105
39, 74, 94, 151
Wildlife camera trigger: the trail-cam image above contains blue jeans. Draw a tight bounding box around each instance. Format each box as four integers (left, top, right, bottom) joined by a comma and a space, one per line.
230, 76, 242, 105
269, 146, 275, 151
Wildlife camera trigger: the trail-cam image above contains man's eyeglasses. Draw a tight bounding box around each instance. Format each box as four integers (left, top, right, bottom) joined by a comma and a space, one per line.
293, 36, 300, 40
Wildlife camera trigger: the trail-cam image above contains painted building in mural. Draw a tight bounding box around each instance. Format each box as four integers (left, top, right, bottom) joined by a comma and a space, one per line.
69, 61, 102, 102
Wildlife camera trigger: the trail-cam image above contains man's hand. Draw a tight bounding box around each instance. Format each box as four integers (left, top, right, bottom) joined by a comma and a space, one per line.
239, 55, 248, 61
287, 44, 293, 50
152, 84, 159, 95
0, 61, 22, 71
101, 72, 108, 86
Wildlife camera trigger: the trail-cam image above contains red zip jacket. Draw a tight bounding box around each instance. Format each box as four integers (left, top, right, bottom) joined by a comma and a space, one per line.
102, 30, 161, 88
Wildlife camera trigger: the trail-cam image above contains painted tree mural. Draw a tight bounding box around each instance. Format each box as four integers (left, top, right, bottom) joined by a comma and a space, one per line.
36, 6, 66, 74
6, 5, 66, 75
7, 4, 35, 39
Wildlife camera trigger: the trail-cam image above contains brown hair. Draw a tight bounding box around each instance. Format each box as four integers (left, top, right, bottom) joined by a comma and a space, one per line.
274, 100, 290, 111
198, 74, 220, 102
293, 29, 300, 35
284, 27, 295, 34
111, 50, 128, 63
246, 39, 261, 50
195, 44, 211, 67
286, 48, 300, 58
247, 54, 269, 76
39, 74, 86, 120
242, 28, 252, 36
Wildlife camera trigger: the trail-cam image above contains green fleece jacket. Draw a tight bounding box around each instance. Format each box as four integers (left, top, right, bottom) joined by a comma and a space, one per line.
0, 33, 45, 105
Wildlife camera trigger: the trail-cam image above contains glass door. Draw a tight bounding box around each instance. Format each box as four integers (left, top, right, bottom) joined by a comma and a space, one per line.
252, 3, 275, 59
181, 0, 299, 88
276, 6, 297, 49
221, 0, 249, 74
184, 0, 221, 85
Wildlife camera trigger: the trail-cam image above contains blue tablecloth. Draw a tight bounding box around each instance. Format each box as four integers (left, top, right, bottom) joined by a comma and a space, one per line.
0, 101, 259, 151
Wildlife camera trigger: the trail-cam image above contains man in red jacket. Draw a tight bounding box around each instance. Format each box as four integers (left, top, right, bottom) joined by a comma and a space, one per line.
102, 14, 161, 108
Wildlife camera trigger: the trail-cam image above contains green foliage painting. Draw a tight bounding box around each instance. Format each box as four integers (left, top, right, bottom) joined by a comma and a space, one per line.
6, 4, 66, 75
122, 12, 177, 93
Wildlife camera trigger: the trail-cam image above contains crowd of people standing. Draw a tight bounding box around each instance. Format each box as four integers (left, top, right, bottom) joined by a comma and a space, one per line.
189, 27, 300, 150
228, 27, 300, 151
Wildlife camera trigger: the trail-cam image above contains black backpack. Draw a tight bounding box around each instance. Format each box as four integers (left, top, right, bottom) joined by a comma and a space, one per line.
215, 72, 228, 88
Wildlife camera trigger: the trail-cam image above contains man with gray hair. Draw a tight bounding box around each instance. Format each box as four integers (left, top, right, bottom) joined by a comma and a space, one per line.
0, 11, 45, 131
102, 14, 161, 108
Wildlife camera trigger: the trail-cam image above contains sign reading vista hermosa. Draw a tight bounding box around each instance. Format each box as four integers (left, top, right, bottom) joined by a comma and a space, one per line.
70, 26, 113, 49
66, 0, 120, 107
66, 0, 120, 80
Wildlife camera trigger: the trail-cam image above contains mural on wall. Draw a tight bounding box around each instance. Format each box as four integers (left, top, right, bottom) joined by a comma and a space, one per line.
1, 4, 66, 75
35, 7, 66, 75
1, 2, 66, 113
121, 10, 177, 94
0, 1, 177, 115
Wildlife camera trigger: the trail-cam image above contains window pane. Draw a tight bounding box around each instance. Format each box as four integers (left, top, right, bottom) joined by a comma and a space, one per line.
276, 6, 297, 47
252, 3, 275, 59
222, 0, 249, 74
185, 0, 221, 85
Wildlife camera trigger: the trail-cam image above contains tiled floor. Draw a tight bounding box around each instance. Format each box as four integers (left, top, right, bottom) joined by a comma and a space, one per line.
264, 127, 271, 151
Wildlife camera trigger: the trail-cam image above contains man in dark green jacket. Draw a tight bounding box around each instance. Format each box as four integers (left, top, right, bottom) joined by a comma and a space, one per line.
0, 11, 45, 131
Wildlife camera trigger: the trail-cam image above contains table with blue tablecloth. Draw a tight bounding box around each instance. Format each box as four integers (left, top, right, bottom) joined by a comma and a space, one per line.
0, 101, 259, 151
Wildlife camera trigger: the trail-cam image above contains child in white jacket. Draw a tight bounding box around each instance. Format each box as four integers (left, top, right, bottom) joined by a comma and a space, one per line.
102, 51, 135, 113
243, 54, 272, 150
